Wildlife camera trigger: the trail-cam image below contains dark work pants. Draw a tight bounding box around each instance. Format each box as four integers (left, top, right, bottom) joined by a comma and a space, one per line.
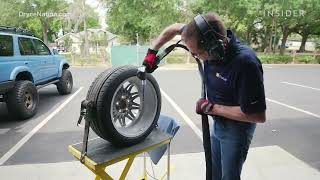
211, 118, 256, 180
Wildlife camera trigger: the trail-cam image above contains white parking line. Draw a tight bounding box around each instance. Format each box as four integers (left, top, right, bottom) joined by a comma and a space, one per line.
262, 65, 273, 69
266, 98, 320, 119
161, 87, 320, 137
282, 81, 320, 91
0, 87, 83, 166
160, 88, 203, 141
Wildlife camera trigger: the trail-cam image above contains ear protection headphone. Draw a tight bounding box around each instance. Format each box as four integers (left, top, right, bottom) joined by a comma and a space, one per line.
193, 15, 227, 62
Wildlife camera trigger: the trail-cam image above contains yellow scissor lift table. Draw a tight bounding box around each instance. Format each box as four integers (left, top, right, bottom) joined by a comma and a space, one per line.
68, 129, 173, 180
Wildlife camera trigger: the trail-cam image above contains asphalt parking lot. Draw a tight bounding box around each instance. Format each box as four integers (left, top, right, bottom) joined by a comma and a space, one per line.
0, 64, 319, 179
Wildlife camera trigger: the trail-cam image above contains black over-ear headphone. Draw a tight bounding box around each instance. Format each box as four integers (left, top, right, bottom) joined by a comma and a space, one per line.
193, 15, 226, 61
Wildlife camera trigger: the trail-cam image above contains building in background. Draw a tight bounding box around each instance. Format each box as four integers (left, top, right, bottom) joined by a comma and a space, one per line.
55, 28, 119, 55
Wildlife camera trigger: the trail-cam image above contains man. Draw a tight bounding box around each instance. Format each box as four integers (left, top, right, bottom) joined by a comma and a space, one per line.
143, 13, 266, 180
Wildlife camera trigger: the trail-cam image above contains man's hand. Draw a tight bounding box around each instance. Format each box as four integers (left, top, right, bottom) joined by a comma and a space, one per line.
143, 48, 158, 73
196, 99, 214, 115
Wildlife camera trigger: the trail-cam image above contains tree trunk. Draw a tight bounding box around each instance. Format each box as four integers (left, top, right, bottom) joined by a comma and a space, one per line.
84, 18, 89, 56
268, 17, 276, 54
272, 18, 277, 54
83, 0, 89, 57
298, 33, 308, 52
267, 31, 273, 53
246, 25, 252, 45
42, 21, 49, 45
96, 43, 98, 55
262, 26, 269, 53
280, 27, 290, 55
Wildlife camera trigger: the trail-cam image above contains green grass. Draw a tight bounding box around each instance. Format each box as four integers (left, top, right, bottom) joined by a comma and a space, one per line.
316, 55, 320, 64
164, 54, 320, 64
258, 54, 320, 64
294, 55, 319, 64
258, 55, 292, 64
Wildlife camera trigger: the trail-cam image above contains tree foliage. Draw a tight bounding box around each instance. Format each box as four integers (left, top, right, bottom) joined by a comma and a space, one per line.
189, 0, 320, 53
1, 0, 320, 53
106, 0, 184, 43
0, 0, 100, 45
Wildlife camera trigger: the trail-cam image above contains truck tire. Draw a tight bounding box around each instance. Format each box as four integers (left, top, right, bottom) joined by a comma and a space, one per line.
86, 66, 161, 147
57, 69, 73, 95
6, 81, 39, 120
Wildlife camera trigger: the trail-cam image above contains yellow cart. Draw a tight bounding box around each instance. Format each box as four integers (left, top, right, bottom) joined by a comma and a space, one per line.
68, 129, 172, 180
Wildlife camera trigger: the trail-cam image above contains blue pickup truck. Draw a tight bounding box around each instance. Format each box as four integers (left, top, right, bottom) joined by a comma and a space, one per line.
0, 27, 73, 120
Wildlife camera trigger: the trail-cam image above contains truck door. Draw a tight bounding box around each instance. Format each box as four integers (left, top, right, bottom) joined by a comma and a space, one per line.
32, 39, 57, 79
18, 37, 43, 83
0, 34, 15, 82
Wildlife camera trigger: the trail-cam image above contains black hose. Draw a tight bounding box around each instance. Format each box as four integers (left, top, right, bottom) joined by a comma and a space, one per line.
195, 59, 213, 180
155, 42, 213, 180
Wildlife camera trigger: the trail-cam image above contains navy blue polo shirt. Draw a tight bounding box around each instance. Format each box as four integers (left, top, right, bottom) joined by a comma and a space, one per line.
204, 30, 266, 133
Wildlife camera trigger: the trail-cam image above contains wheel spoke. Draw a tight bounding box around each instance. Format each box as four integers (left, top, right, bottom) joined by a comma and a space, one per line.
113, 108, 123, 118
131, 105, 140, 110
124, 83, 134, 93
131, 102, 140, 107
130, 93, 140, 100
119, 115, 126, 127
130, 91, 139, 96
126, 111, 136, 120
115, 113, 121, 123
118, 86, 126, 94
113, 117, 118, 123
112, 113, 119, 123
125, 114, 133, 121
114, 111, 120, 118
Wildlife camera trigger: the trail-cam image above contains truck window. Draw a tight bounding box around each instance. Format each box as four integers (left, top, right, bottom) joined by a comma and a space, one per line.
0, 35, 14, 56
18, 37, 36, 55
33, 39, 51, 55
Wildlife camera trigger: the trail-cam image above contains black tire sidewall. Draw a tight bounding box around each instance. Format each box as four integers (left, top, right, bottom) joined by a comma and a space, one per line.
86, 67, 123, 138
57, 69, 73, 95
7, 81, 39, 120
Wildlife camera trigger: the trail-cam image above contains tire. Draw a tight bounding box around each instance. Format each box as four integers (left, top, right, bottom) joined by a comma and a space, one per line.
6, 81, 39, 120
57, 69, 73, 95
86, 66, 161, 147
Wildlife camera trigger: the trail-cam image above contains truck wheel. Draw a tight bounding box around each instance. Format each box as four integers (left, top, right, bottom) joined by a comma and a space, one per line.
57, 69, 73, 95
6, 81, 39, 120
86, 66, 161, 147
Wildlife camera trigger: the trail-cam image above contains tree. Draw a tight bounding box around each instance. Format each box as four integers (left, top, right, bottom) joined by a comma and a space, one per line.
189, 0, 320, 54
295, 0, 320, 52
0, 0, 68, 44
21, 0, 68, 44
190, 0, 263, 44
63, 36, 73, 52
106, 0, 184, 43
0, 0, 26, 27
65, 0, 99, 56
90, 32, 108, 55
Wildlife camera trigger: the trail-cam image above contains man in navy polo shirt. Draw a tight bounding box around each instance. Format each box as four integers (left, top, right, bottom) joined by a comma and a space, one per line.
143, 13, 266, 180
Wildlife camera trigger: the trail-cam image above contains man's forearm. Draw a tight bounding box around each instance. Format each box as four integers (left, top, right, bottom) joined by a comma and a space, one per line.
151, 23, 185, 50
211, 104, 266, 123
